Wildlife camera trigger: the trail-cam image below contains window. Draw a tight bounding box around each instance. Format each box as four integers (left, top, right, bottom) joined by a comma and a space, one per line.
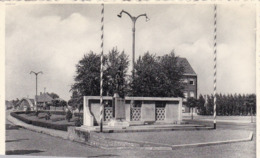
189, 79, 194, 85
190, 91, 195, 98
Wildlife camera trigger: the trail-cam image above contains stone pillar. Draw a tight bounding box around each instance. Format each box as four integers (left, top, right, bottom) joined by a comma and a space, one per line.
83, 97, 94, 127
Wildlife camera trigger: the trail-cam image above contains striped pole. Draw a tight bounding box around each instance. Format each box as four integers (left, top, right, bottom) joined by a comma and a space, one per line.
100, 3, 104, 132
213, 4, 217, 129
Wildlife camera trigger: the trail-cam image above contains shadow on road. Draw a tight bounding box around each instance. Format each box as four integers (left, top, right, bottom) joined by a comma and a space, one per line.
6, 139, 29, 143
6, 124, 21, 130
6, 149, 44, 155
88, 154, 119, 157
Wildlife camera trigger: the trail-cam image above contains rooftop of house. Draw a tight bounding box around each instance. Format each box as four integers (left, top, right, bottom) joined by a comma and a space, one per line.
36, 93, 53, 102
5, 100, 14, 107
177, 57, 196, 76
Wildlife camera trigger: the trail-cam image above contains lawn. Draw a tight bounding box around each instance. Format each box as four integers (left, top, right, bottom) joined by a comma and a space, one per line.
19, 112, 79, 126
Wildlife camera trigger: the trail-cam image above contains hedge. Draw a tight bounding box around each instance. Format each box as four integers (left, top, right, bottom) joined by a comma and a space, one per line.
10, 112, 70, 131
74, 112, 83, 117
11, 112, 32, 124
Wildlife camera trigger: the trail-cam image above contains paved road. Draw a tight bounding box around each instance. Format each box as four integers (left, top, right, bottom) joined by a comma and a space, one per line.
6, 118, 256, 158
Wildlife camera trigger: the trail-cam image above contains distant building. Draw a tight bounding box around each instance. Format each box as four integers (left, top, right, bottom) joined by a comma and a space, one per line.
177, 58, 197, 113
15, 98, 35, 111
5, 100, 14, 110
36, 92, 54, 109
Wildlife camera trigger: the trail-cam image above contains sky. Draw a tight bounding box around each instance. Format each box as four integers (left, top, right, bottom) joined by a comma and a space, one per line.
5, 3, 256, 101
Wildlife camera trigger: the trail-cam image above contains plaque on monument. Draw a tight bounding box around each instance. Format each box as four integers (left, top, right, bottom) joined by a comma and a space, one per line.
115, 97, 126, 120
108, 92, 129, 127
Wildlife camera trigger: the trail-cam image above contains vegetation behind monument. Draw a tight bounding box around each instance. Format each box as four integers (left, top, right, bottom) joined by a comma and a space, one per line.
69, 48, 185, 110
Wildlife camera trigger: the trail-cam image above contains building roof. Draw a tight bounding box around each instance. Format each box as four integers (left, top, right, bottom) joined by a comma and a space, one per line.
17, 98, 35, 107
177, 57, 196, 76
36, 93, 53, 102
5, 100, 14, 107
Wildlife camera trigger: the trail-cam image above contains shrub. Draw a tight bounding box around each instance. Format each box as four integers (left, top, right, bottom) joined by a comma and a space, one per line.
74, 112, 83, 117
66, 110, 73, 122
25, 107, 31, 114
10, 112, 32, 124
10, 111, 71, 131
35, 111, 40, 117
30, 120, 68, 131
75, 117, 83, 127
45, 112, 51, 120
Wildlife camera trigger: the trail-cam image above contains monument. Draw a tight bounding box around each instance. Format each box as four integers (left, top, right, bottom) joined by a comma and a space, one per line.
108, 73, 129, 127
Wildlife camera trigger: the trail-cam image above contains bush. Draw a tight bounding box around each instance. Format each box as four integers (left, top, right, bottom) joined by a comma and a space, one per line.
50, 111, 66, 115
30, 120, 68, 131
10, 112, 32, 124
45, 112, 51, 120
74, 112, 83, 117
66, 110, 73, 122
75, 117, 83, 127
35, 111, 40, 117
10, 112, 70, 131
25, 107, 31, 114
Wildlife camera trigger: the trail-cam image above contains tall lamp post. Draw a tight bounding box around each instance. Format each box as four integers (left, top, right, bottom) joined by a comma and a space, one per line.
117, 10, 149, 79
30, 71, 43, 111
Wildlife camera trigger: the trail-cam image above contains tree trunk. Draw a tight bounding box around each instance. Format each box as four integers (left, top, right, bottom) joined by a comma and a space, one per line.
191, 108, 193, 120
251, 107, 253, 123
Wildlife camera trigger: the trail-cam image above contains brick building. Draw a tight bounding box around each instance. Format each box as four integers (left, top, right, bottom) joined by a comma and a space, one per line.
177, 58, 197, 113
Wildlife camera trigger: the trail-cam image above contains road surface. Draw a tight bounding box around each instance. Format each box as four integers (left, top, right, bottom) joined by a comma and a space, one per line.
6, 118, 256, 158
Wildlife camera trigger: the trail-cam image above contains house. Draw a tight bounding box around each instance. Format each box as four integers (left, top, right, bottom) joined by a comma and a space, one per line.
5, 100, 14, 110
15, 98, 35, 111
36, 92, 54, 109
177, 57, 197, 113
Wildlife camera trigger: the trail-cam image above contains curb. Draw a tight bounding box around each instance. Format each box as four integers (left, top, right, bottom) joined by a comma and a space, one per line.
183, 118, 255, 124
170, 131, 253, 149
97, 131, 253, 150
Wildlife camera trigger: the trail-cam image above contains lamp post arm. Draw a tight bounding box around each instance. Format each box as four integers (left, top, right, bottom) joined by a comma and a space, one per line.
136, 14, 147, 20
121, 10, 134, 21
30, 71, 36, 75
30, 71, 43, 76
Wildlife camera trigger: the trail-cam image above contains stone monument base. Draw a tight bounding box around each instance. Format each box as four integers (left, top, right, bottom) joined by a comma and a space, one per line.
107, 119, 130, 127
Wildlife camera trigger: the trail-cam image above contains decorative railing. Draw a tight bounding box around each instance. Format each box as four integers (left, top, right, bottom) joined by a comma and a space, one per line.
156, 107, 165, 121
131, 107, 141, 121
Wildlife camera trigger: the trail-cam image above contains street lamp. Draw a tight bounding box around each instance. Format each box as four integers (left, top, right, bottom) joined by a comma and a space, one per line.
30, 71, 43, 111
117, 10, 149, 79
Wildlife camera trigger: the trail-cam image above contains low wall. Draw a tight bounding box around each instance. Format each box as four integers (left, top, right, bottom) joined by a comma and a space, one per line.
83, 96, 182, 127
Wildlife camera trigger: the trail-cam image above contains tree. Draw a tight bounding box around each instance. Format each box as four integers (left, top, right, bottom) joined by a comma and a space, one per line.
244, 94, 256, 122
197, 94, 206, 115
47, 92, 59, 99
186, 97, 198, 119
104, 48, 129, 97
70, 48, 129, 107
71, 52, 101, 97
59, 100, 67, 110
68, 90, 83, 112
130, 51, 184, 97
52, 100, 60, 111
